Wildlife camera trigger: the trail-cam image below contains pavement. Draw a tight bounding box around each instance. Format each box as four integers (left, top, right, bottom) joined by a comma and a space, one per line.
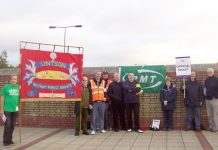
0, 127, 218, 150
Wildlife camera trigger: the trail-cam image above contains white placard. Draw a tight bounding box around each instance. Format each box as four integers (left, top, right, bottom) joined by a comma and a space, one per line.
1, 114, 7, 123
175, 56, 191, 77
39, 93, 65, 98
152, 119, 160, 129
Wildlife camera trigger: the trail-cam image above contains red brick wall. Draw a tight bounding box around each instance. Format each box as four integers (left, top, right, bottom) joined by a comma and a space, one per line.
0, 66, 217, 129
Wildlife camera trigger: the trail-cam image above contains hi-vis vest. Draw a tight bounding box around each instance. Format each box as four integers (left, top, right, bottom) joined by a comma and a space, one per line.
90, 79, 105, 101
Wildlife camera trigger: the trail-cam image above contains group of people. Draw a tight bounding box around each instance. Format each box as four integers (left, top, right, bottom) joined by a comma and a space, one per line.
160, 68, 218, 132
74, 71, 144, 136
0, 68, 217, 147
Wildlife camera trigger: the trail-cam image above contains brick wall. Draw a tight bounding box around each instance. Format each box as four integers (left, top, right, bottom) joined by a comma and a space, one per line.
0, 64, 217, 129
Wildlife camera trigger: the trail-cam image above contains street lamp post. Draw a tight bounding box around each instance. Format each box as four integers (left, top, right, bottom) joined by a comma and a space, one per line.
49, 25, 82, 52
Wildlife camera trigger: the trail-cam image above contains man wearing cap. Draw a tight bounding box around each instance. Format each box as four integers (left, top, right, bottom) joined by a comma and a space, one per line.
102, 70, 113, 130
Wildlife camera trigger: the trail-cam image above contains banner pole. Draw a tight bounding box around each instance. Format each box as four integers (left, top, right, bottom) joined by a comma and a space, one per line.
19, 102, 22, 144
19, 44, 22, 144
80, 102, 82, 132
183, 77, 185, 98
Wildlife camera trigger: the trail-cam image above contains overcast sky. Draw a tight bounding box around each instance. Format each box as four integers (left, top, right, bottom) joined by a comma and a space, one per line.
0, 0, 218, 67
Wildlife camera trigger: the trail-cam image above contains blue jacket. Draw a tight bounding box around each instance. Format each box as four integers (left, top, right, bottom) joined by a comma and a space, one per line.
123, 80, 141, 103
160, 85, 177, 110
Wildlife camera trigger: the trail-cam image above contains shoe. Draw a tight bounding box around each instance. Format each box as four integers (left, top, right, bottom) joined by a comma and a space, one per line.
185, 128, 191, 131
82, 131, 89, 135
205, 128, 212, 131
162, 128, 167, 131
100, 130, 106, 133
121, 127, 126, 131
75, 132, 79, 136
91, 131, 96, 135
10, 141, 15, 145
127, 129, 132, 132
167, 128, 173, 131
3, 143, 11, 147
137, 129, 144, 133
211, 129, 218, 133
195, 129, 201, 132
114, 129, 119, 132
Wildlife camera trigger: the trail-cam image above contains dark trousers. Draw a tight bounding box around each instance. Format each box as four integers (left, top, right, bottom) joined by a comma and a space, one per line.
163, 110, 173, 129
75, 108, 89, 133
111, 102, 126, 130
3, 112, 18, 144
104, 103, 113, 130
125, 103, 140, 130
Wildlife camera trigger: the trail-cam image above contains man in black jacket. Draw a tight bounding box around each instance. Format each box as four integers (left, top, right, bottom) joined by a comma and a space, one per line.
182, 72, 204, 131
108, 73, 126, 132
123, 73, 143, 133
205, 68, 218, 132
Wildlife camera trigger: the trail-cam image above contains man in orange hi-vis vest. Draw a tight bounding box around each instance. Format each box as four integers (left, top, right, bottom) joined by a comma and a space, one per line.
89, 71, 106, 135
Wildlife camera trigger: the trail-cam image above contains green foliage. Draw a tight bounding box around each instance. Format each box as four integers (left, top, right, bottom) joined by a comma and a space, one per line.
0, 50, 15, 68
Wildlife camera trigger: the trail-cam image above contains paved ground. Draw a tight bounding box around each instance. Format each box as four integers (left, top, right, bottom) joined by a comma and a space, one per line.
0, 127, 218, 150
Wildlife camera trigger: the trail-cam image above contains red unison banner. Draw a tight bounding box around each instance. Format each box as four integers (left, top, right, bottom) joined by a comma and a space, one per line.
20, 49, 83, 101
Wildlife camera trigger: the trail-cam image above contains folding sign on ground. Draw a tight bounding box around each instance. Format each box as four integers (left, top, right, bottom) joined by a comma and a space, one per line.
20, 49, 83, 101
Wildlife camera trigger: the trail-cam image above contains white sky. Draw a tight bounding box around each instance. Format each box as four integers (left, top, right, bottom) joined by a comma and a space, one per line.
0, 0, 218, 67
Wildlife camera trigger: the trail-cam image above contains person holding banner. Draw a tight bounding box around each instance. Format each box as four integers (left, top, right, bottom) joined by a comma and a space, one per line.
74, 76, 90, 136
0, 75, 19, 147
89, 71, 106, 135
123, 73, 143, 133
182, 72, 204, 131
205, 68, 218, 132
160, 77, 177, 131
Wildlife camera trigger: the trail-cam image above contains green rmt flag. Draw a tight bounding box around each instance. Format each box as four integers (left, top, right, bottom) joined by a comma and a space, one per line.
120, 65, 166, 93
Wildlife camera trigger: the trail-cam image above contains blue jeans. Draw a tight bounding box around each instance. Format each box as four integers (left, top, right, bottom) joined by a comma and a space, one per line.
163, 110, 173, 129
186, 106, 201, 129
90, 110, 94, 131
91, 102, 106, 131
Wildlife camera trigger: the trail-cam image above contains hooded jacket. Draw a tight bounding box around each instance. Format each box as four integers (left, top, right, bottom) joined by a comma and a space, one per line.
160, 85, 177, 110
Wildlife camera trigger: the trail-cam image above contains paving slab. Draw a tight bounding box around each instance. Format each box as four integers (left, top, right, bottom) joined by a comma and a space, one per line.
0, 127, 215, 150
